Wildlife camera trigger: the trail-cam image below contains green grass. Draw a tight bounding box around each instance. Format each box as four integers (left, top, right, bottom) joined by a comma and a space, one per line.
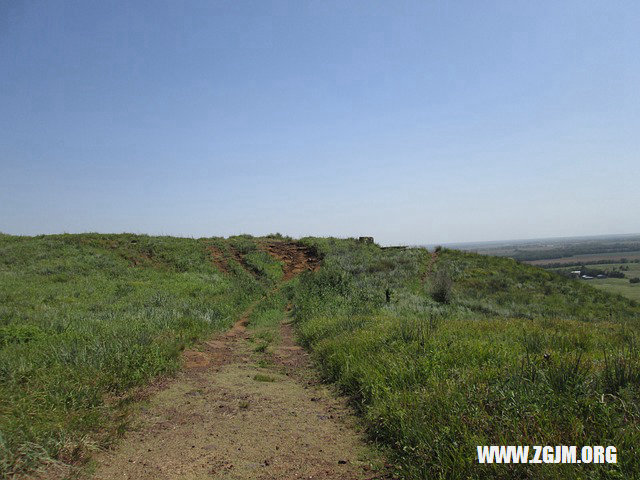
246, 280, 295, 351
292, 238, 640, 479
3, 234, 640, 479
0, 233, 281, 477
589, 279, 640, 303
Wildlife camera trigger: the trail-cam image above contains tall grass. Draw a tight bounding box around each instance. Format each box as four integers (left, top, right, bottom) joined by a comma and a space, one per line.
293, 239, 640, 479
0, 233, 280, 477
4, 234, 640, 479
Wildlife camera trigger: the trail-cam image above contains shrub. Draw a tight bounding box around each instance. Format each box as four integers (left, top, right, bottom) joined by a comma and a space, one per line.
430, 269, 453, 304
266, 232, 292, 241
630, 277, 640, 284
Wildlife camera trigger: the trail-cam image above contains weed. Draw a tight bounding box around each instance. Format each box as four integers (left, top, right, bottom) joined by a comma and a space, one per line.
254, 342, 268, 353
430, 268, 453, 303
256, 358, 273, 368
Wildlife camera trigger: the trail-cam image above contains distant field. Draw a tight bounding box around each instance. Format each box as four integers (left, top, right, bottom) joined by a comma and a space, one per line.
454, 234, 640, 264
550, 262, 640, 302
527, 251, 640, 266
593, 278, 640, 302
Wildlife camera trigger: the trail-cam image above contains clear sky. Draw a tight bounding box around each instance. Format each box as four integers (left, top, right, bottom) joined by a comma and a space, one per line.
1, 1, 639, 245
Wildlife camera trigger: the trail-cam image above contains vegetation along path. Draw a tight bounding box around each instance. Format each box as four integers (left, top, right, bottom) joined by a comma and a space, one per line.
88, 242, 385, 480
8, 235, 638, 479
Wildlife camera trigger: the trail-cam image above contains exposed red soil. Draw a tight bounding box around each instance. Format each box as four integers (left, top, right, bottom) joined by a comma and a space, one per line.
208, 240, 321, 280
263, 241, 321, 280
206, 245, 230, 274
206, 245, 258, 277
229, 248, 259, 277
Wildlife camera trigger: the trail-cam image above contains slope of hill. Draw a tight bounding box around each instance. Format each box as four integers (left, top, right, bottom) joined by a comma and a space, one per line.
293, 238, 640, 479
0, 233, 285, 476
1, 234, 639, 479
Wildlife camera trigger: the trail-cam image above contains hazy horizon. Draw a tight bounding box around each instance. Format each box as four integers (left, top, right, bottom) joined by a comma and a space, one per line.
2, 229, 640, 249
2, 1, 639, 245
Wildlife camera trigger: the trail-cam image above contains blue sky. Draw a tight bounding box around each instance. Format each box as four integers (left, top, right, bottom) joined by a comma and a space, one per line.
1, 1, 639, 245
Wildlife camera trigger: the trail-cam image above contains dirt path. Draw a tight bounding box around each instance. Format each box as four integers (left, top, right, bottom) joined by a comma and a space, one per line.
421, 250, 439, 286
87, 245, 386, 480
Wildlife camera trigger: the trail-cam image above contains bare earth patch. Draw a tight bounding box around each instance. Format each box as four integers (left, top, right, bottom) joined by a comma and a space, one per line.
263, 242, 321, 280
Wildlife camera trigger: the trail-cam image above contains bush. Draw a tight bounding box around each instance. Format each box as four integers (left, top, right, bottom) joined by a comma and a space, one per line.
430, 268, 453, 303
630, 277, 640, 284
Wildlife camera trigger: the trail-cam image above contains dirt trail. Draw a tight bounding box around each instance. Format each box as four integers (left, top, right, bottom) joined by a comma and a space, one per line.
206, 246, 256, 277
421, 250, 439, 286
89, 243, 384, 480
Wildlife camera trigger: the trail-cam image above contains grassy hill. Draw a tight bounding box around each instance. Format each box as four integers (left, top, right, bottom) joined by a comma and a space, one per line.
0, 233, 284, 476
293, 238, 640, 479
1, 234, 639, 479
